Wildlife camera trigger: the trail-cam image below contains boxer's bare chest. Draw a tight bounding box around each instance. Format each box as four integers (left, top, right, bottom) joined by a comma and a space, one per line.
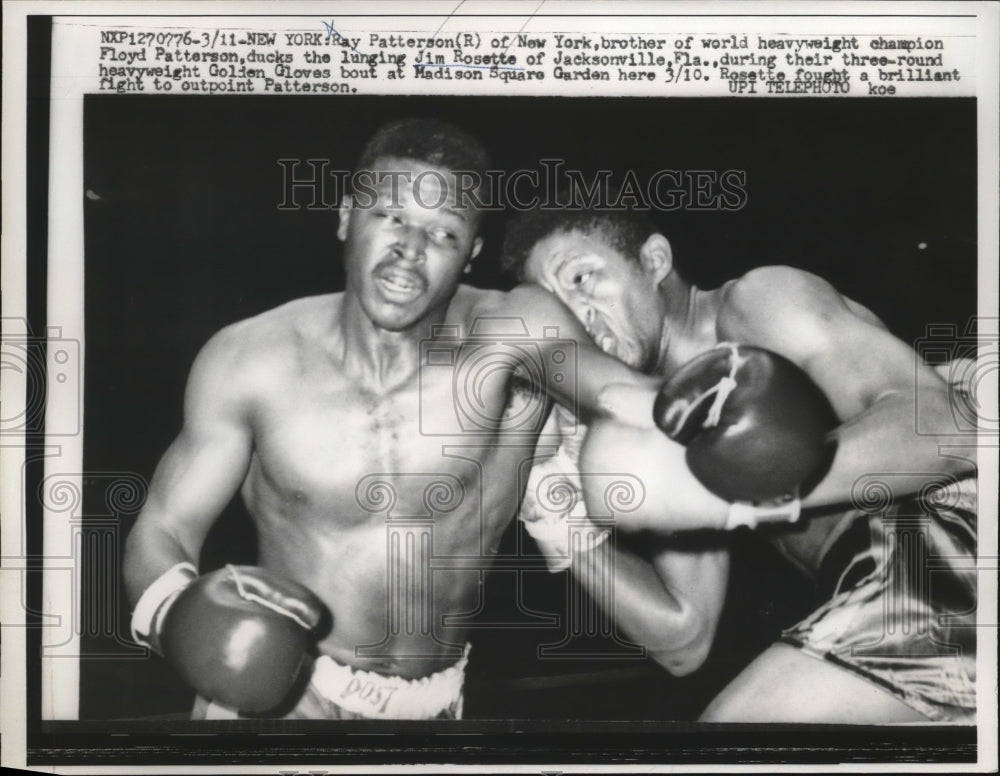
240, 341, 532, 552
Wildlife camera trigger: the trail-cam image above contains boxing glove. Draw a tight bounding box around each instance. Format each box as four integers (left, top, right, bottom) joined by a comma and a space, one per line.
150, 565, 326, 713
653, 343, 837, 504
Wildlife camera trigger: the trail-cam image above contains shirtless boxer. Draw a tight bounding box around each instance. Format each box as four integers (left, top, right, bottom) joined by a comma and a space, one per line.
502, 207, 977, 723
122, 119, 723, 720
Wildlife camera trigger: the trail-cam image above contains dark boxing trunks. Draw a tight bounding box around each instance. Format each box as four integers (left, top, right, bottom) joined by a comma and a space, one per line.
778, 476, 977, 722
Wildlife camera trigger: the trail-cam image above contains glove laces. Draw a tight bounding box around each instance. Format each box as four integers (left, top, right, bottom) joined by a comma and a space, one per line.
671, 342, 745, 432
228, 565, 313, 629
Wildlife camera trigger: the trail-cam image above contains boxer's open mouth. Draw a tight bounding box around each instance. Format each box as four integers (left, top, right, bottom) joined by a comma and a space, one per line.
590, 325, 640, 367
586, 322, 617, 357
374, 264, 426, 301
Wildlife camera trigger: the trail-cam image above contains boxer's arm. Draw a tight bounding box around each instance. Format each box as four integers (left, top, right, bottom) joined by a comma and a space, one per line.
719, 266, 975, 508
572, 538, 729, 676
123, 326, 255, 606
499, 283, 661, 422
522, 408, 728, 675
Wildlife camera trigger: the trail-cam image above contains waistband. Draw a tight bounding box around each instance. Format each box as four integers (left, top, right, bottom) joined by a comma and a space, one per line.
310, 645, 471, 719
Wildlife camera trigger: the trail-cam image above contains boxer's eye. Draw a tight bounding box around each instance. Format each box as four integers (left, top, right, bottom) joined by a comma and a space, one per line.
376, 210, 404, 226
572, 270, 593, 287
427, 227, 456, 244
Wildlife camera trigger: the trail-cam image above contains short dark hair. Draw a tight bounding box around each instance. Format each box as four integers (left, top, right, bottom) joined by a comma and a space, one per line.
501, 207, 659, 281
354, 117, 491, 189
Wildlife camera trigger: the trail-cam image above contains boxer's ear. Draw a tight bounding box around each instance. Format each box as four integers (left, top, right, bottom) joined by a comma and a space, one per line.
337, 196, 351, 241
639, 233, 673, 284
464, 236, 483, 274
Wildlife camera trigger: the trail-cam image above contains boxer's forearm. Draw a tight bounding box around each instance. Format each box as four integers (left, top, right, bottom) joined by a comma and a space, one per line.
123, 515, 200, 607
594, 381, 660, 428
123, 392, 254, 605
570, 542, 728, 676
503, 283, 661, 422
580, 418, 730, 533
802, 387, 976, 510
547, 346, 660, 424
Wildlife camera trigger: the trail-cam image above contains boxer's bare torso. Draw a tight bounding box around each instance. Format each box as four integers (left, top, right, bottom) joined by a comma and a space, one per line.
124, 142, 666, 712
212, 287, 543, 678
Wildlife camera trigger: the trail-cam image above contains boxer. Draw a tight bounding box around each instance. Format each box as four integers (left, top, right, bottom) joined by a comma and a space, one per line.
124, 120, 724, 720
503, 206, 977, 723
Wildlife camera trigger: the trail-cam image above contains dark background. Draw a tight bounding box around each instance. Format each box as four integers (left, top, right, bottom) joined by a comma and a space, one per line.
80, 95, 976, 721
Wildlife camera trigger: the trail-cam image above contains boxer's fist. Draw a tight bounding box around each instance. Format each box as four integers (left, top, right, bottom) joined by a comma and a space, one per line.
160, 565, 326, 713
653, 343, 837, 503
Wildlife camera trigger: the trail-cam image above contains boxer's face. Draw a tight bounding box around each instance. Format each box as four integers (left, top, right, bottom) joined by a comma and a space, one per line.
339, 156, 482, 331
523, 229, 666, 371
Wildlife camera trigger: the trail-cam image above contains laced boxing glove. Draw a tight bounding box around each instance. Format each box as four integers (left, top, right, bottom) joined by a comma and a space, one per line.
132, 564, 326, 713
653, 343, 838, 513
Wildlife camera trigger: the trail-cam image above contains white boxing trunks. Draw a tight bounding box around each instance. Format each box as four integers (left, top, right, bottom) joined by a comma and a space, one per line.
192, 644, 471, 720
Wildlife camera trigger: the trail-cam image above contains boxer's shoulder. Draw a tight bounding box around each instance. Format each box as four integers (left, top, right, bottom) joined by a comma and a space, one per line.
722, 267, 887, 349
718, 267, 846, 349
463, 283, 583, 339
193, 294, 343, 390
724, 266, 832, 310
448, 284, 507, 327
250, 293, 343, 335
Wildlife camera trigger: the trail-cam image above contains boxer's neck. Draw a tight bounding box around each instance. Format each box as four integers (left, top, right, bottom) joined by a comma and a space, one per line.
335, 293, 442, 390
655, 276, 721, 373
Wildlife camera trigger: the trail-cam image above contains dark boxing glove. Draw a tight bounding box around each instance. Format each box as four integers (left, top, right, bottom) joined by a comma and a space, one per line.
133, 564, 326, 713
653, 343, 838, 505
